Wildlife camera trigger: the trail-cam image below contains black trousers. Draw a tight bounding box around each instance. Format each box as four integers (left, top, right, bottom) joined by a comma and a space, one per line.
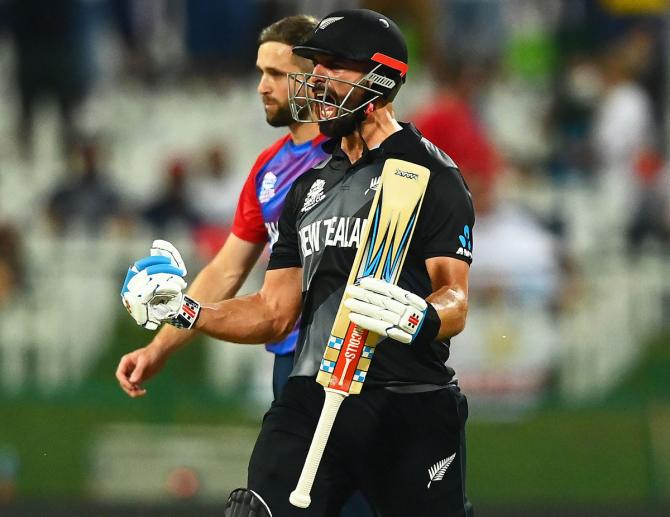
248, 376, 473, 517
272, 352, 295, 401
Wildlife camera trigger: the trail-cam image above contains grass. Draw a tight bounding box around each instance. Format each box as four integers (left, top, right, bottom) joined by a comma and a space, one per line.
0, 325, 667, 505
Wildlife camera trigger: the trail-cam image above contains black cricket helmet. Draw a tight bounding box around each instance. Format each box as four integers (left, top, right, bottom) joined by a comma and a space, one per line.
288, 9, 408, 123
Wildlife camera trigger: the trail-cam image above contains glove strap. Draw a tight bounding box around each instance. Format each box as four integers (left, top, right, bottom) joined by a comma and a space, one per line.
169, 295, 201, 329
412, 303, 441, 347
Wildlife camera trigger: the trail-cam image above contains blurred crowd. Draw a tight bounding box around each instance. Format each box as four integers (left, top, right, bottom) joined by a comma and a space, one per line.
42, 136, 238, 240
0, 0, 668, 402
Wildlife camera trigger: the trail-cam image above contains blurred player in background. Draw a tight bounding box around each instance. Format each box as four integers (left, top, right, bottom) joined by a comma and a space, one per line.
116, 14, 376, 517
117, 14, 324, 402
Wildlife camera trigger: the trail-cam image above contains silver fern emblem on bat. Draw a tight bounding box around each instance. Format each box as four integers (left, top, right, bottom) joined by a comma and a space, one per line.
427, 452, 456, 488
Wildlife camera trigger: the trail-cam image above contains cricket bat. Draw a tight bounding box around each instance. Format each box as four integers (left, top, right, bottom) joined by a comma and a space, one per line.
289, 159, 431, 508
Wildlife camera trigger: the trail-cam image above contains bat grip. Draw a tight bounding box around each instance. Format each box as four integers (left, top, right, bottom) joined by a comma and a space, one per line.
289, 389, 346, 508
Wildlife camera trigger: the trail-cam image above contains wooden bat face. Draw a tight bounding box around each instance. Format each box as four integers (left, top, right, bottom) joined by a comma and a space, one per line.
317, 159, 430, 395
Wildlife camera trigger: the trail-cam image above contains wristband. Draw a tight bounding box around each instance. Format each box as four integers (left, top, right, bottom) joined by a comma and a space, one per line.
412, 303, 441, 348
169, 295, 201, 329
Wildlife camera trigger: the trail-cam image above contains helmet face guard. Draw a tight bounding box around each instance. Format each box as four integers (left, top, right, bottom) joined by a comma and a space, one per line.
287, 63, 396, 123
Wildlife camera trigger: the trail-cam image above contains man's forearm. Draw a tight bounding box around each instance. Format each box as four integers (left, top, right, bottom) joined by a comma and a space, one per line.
195, 291, 296, 344
426, 286, 468, 340
149, 255, 256, 354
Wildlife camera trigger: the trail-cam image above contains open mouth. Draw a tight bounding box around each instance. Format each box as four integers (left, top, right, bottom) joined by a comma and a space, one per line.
313, 89, 338, 119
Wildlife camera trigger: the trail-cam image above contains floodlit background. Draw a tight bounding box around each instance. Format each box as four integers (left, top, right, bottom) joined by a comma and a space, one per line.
0, 0, 669, 515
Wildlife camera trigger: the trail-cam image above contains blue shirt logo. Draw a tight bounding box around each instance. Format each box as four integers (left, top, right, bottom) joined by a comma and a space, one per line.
457, 225, 473, 259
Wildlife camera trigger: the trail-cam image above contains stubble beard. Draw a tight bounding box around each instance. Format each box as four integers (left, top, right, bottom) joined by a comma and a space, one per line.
318, 113, 359, 138
316, 87, 368, 138
266, 104, 294, 128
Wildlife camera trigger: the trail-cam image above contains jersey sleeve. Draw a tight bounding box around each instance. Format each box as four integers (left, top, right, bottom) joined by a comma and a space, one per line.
230, 159, 269, 244
418, 167, 475, 265
267, 181, 302, 270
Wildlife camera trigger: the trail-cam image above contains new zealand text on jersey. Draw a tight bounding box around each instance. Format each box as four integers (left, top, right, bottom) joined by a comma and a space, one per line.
299, 216, 368, 258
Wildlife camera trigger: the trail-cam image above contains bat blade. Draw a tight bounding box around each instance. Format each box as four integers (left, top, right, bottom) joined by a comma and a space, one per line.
316, 158, 431, 395
291, 159, 431, 508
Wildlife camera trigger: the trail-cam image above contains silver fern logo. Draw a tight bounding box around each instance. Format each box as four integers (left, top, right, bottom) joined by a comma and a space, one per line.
318, 16, 343, 30
365, 176, 381, 195
427, 453, 456, 488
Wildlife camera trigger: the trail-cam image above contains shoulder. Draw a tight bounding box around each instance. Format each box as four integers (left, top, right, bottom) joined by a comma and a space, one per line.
417, 135, 459, 173
260, 133, 292, 159
402, 126, 469, 194
247, 134, 292, 179
289, 161, 329, 193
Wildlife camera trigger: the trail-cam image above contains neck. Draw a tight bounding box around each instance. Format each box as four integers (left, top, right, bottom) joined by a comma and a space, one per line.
289, 122, 320, 145
340, 104, 402, 163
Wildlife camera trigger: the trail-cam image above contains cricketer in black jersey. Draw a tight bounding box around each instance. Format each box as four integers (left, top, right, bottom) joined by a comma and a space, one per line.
118, 9, 476, 515
268, 122, 474, 390
247, 122, 475, 517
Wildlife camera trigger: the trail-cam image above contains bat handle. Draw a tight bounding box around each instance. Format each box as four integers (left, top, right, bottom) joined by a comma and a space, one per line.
289, 389, 346, 508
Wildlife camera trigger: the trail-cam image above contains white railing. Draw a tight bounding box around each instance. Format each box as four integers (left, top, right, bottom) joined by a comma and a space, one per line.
0, 231, 190, 393
1, 230, 666, 405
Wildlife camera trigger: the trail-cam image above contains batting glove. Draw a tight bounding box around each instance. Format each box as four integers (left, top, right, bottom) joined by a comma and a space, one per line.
344, 277, 440, 345
121, 240, 201, 330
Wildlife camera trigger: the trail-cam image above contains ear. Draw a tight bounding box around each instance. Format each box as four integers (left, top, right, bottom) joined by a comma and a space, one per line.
368, 98, 392, 116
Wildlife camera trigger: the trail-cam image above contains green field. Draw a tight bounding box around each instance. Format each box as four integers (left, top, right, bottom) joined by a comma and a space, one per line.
1, 319, 668, 512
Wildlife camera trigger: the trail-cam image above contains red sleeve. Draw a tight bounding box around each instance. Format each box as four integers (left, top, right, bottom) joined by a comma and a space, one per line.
230, 136, 289, 243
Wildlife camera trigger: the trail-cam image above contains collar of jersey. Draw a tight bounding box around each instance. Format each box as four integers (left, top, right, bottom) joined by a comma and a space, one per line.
285, 134, 329, 153
325, 122, 422, 162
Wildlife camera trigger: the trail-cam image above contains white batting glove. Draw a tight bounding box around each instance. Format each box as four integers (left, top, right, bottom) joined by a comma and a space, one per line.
121, 240, 201, 330
344, 277, 433, 344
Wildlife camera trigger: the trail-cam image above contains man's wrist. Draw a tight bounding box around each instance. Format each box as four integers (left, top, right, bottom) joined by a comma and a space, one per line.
413, 302, 441, 347
150, 332, 183, 356
167, 295, 201, 329
150, 310, 200, 355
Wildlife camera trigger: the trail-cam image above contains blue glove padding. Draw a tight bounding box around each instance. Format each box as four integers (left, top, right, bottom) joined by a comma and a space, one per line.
121, 241, 190, 330
121, 256, 184, 296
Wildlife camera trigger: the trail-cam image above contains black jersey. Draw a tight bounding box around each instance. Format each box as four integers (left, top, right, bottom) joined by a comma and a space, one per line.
268, 123, 474, 388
